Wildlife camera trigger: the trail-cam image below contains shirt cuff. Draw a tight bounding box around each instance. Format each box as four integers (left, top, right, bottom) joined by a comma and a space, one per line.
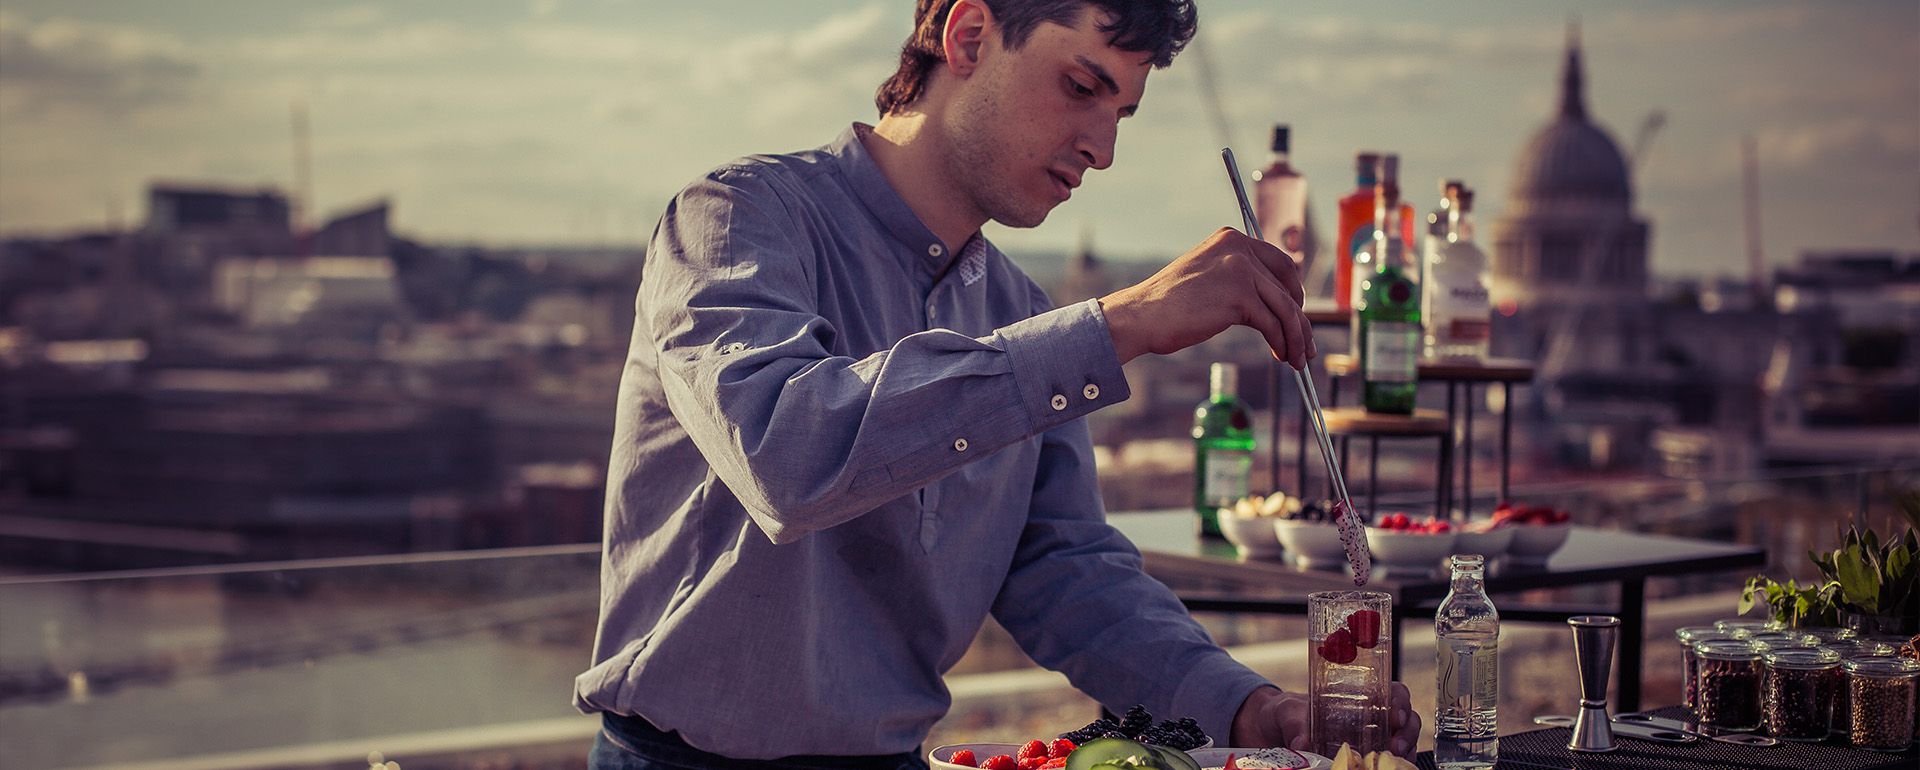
1169, 654, 1272, 751
996, 298, 1131, 431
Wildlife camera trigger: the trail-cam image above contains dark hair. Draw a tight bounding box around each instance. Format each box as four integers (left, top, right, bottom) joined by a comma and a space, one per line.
874, 0, 1198, 117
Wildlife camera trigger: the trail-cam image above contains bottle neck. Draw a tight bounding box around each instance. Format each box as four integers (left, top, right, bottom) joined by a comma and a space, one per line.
1450, 566, 1486, 592
1448, 210, 1475, 244
1210, 364, 1238, 399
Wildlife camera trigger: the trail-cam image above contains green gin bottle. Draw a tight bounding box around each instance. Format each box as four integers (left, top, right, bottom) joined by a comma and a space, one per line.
1357, 155, 1420, 414
1193, 362, 1254, 537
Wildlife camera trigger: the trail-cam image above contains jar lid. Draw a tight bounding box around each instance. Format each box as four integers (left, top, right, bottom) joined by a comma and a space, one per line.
1843, 656, 1920, 677
1765, 647, 1842, 669
1835, 641, 1900, 659
1678, 626, 1752, 643
1800, 626, 1858, 643
1695, 638, 1765, 660
1714, 618, 1784, 633
1746, 631, 1820, 650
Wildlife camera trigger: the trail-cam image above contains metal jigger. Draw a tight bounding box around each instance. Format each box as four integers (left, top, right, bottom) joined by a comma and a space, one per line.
1568, 615, 1620, 753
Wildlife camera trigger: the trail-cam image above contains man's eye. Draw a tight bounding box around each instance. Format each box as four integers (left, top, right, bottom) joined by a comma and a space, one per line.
1067, 77, 1095, 97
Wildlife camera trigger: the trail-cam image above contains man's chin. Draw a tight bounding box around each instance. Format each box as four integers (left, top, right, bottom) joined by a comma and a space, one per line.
990, 204, 1054, 229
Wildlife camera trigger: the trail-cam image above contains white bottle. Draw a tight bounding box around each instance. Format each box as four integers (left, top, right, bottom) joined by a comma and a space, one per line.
1423, 187, 1492, 359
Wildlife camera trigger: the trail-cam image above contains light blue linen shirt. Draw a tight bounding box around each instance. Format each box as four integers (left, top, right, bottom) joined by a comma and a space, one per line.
574, 124, 1269, 758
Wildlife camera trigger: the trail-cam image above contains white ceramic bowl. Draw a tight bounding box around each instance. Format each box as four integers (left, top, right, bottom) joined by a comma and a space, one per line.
1221, 512, 1285, 559
1274, 519, 1347, 569
1188, 747, 1331, 770
928, 743, 1020, 770
1507, 521, 1572, 565
1365, 527, 1457, 577
1451, 525, 1514, 560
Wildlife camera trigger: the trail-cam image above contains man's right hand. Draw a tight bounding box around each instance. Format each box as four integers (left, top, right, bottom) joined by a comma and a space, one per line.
1098, 227, 1317, 369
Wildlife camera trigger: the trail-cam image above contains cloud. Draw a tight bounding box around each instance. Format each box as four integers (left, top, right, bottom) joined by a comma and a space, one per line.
0, 12, 201, 114
225, 21, 483, 65
302, 4, 386, 30
1763, 120, 1920, 171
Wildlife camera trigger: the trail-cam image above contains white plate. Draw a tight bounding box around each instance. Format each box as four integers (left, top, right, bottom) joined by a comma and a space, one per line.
1187, 747, 1330, 770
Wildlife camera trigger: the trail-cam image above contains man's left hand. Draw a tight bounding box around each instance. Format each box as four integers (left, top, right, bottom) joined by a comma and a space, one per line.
1230, 683, 1422, 759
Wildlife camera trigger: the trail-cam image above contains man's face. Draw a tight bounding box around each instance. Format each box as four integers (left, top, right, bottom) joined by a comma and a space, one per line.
941, 7, 1151, 229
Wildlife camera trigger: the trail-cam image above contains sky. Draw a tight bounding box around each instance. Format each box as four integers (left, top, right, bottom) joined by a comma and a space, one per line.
0, 0, 1914, 278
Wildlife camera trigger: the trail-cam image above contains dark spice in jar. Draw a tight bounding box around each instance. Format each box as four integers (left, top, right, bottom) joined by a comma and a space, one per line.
1678, 628, 1745, 715
1696, 640, 1764, 731
1763, 648, 1839, 741
1845, 657, 1919, 752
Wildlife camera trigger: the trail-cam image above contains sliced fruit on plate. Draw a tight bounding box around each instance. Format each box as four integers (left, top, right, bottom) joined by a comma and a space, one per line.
1065, 738, 1199, 770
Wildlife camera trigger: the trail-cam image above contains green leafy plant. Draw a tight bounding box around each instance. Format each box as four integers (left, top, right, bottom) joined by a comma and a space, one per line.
1739, 574, 1841, 627
1744, 483, 1920, 628
1805, 496, 1920, 621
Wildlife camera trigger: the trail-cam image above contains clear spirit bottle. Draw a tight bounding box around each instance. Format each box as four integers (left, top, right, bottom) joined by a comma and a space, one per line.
1435, 554, 1500, 769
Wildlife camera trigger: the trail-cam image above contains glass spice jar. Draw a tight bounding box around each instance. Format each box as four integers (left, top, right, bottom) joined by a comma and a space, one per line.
1844, 657, 1919, 751
1763, 647, 1840, 741
1695, 639, 1765, 731
1828, 641, 1899, 736
1677, 628, 1749, 715
1715, 618, 1785, 634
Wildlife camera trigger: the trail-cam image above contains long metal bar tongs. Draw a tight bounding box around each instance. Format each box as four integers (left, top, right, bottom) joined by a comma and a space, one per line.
1220, 148, 1372, 584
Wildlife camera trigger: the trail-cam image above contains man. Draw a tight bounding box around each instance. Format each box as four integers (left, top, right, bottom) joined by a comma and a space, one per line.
576, 1, 1421, 767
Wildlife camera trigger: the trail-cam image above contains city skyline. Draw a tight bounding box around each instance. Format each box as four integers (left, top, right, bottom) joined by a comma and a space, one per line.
1, 0, 1915, 278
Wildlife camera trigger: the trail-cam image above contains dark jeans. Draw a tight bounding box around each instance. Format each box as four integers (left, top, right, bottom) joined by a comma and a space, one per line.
592, 712, 930, 770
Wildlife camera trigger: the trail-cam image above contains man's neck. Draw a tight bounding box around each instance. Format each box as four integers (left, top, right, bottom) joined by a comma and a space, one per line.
864, 114, 984, 262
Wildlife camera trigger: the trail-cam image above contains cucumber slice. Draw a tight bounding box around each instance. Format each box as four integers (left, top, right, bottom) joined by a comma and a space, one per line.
1146, 745, 1201, 770
1064, 738, 1163, 770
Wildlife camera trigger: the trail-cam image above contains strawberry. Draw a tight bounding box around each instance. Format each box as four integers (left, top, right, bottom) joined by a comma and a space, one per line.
1016, 740, 1048, 763
982, 755, 1017, 770
1224, 754, 1241, 770
1319, 626, 1358, 664
950, 749, 978, 768
1346, 609, 1382, 648
1047, 739, 1075, 759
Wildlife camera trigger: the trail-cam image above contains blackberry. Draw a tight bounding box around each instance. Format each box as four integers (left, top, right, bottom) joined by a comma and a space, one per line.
1119, 705, 1152, 736
1100, 729, 1131, 740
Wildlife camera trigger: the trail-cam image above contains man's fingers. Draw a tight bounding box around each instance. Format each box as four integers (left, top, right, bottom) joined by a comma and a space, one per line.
1249, 267, 1309, 370
1233, 231, 1306, 308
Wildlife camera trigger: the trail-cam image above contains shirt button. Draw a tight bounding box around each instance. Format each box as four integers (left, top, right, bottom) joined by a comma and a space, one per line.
952, 437, 969, 452
928, 244, 944, 258
1050, 394, 1068, 411
1083, 383, 1100, 400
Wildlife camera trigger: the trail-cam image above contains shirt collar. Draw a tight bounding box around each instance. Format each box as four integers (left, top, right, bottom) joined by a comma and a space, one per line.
830, 123, 981, 281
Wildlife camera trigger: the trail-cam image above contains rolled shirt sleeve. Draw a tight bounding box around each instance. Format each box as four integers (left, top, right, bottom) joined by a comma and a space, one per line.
645, 166, 1130, 544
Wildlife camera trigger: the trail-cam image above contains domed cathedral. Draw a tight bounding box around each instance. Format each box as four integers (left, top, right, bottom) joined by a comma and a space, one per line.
1490, 21, 1651, 346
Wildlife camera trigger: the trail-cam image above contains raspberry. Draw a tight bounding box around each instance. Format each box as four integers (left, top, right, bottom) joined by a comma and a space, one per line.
1018, 758, 1045, 770
1042, 759, 1068, 769
1047, 738, 1076, 759
949, 749, 978, 767
1345, 609, 1382, 649
1016, 739, 1048, 762
982, 755, 1017, 770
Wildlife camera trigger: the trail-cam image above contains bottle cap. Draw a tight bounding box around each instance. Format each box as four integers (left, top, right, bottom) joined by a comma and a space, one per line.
1355, 152, 1380, 185
1210, 362, 1239, 396
1271, 124, 1291, 154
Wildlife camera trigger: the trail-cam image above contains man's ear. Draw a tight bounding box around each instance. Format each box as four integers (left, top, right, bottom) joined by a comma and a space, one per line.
942, 0, 992, 77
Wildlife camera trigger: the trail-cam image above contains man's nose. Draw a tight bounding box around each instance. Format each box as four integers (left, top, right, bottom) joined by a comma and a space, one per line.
1076, 118, 1117, 171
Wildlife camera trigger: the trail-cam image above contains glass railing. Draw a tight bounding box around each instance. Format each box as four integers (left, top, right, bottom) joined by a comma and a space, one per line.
2, 464, 1912, 767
